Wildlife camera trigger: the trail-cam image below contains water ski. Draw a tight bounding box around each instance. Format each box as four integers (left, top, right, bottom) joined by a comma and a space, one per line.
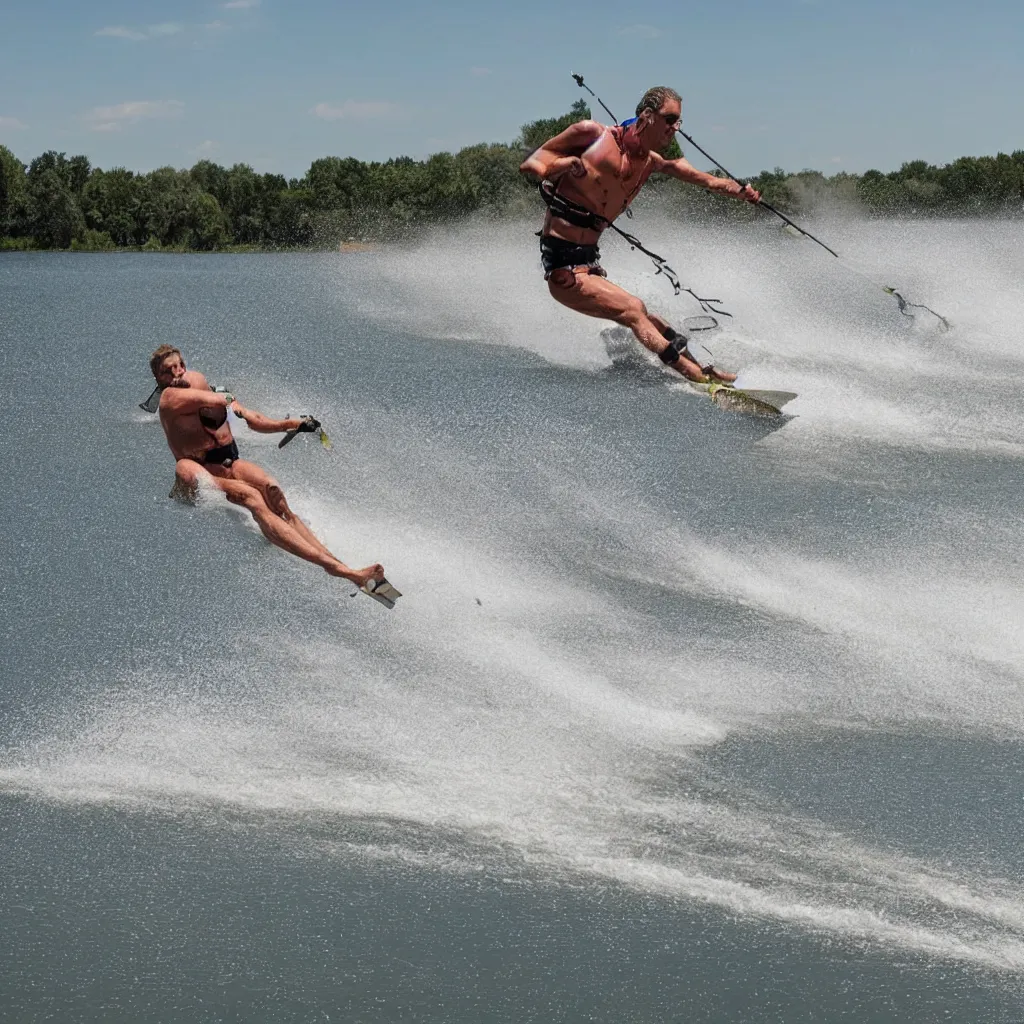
600, 325, 798, 418
685, 381, 798, 417
360, 577, 402, 609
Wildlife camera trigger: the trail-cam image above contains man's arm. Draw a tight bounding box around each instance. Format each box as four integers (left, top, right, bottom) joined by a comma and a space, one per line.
159, 386, 232, 415
650, 152, 761, 202
519, 120, 604, 182
231, 402, 303, 434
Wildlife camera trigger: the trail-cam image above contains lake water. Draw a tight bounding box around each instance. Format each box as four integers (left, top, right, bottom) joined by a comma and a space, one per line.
2, 216, 1024, 1021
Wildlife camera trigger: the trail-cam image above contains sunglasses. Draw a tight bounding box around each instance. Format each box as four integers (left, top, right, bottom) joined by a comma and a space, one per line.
660, 112, 682, 128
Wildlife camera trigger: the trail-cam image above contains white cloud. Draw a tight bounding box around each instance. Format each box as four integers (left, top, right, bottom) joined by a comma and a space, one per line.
223, 0, 259, 7
311, 100, 396, 121
95, 23, 182, 41
618, 23, 663, 38
95, 25, 147, 41
470, 67, 491, 77
0, 116, 27, 130
204, 20, 228, 30
85, 100, 184, 132
830, 156, 844, 164
191, 140, 218, 156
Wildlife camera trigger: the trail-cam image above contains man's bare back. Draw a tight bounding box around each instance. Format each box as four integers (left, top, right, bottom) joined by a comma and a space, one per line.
520, 86, 760, 383
150, 345, 385, 591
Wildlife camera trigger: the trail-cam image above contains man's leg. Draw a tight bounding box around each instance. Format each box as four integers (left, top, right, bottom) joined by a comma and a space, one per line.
645, 311, 737, 384
548, 269, 733, 383
227, 459, 338, 560
177, 460, 383, 587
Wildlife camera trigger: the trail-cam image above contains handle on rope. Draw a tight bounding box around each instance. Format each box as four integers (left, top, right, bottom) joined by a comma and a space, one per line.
279, 415, 322, 449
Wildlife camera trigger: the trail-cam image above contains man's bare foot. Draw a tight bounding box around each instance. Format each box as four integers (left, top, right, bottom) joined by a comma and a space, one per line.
324, 562, 385, 587
351, 563, 385, 588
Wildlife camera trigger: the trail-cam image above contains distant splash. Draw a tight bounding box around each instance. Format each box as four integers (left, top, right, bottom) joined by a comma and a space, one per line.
335, 216, 1024, 459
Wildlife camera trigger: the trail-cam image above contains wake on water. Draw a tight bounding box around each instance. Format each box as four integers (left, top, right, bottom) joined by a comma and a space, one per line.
4, 215, 1024, 976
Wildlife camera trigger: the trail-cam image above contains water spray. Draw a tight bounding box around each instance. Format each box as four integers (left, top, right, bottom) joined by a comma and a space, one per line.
570, 73, 951, 330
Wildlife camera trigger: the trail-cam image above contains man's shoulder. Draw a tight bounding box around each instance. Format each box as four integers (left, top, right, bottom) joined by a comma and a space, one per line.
565, 119, 606, 143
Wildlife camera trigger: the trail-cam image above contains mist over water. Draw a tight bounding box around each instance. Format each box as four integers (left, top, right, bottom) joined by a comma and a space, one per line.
2, 215, 1024, 1015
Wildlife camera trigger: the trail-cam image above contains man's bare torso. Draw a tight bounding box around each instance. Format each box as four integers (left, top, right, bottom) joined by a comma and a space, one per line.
544, 125, 656, 245
159, 371, 234, 462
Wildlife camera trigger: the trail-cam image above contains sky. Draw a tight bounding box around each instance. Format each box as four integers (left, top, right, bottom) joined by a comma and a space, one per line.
1, 0, 1021, 180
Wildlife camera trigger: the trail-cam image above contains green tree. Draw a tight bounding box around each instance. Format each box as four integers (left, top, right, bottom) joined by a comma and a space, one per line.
187, 191, 227, 249
266, 187, 313, 246
223, 163, 263, 243
661, 136, 683, 160
28, 168, 85, 248
81, 167, 140, 246
189, 160, 228, 205
519, 99, 592, 151
304, 156, 368, 213
137, 167, 196, 246
28, 151, 89, 193
750, 167, 795, 211
453, 143, 529, 210
0, 145, 29, 236
68, 155, 91, 195
857, 169, 908, 214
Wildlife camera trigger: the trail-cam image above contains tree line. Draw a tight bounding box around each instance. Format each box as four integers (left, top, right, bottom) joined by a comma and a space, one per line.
2, 100, 1022, 252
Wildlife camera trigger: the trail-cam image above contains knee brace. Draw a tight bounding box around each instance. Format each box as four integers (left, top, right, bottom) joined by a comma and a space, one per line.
659, 339, 683, 364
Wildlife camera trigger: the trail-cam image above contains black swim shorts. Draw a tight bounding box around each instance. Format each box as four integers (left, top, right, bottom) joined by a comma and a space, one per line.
200, 440, 240, 466
539, 235, 606, 280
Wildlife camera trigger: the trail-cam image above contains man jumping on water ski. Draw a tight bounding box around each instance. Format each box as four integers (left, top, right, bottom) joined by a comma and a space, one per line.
520, 86, 761, 382
150, 344, 385, 590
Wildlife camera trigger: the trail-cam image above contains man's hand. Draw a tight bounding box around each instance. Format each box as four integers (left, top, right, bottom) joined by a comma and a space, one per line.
550, 156, 587, 181
297, 415, 321, 434
734, 182, 761, 203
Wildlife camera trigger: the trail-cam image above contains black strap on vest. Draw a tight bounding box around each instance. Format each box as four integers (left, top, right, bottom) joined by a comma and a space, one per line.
539, 181, 732, 318
539, 179, 606, 231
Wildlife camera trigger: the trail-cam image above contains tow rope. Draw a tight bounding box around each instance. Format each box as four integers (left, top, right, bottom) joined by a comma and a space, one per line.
539, 180, 732, 317
570, 73, 950, 330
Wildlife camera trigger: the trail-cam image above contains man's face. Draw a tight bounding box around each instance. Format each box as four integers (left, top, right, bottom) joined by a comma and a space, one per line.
156, 353, 187, 388
652, 98, 682, 148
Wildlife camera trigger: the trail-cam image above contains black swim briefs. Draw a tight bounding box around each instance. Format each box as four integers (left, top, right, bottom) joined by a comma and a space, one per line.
539, 235, 605, 280
200, 440, 239, 466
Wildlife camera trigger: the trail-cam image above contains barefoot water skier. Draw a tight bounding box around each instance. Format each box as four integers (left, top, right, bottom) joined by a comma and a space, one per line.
520, 86, 761, 382
150, 344, 394, 598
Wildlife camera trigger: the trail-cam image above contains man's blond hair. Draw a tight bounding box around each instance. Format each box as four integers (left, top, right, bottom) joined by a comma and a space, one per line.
149, 344, 182, 379
636, 86, 682, 118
